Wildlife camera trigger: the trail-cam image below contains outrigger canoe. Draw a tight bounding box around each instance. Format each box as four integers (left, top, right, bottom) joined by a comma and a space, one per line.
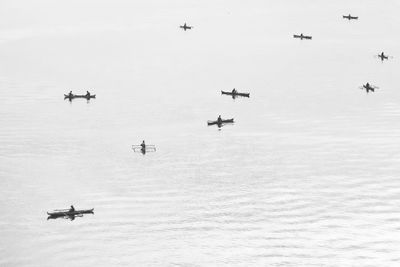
132, 145, 156, 153
47, 208, 94, 218
221, 90, 250, 98
64, 94, 96, 100
207, 118, 234, 126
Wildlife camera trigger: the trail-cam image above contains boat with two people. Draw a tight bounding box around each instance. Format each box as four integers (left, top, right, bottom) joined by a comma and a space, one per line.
64, 91, 96, 100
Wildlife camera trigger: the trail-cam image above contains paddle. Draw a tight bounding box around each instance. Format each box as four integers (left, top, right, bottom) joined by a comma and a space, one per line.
132, 145, 155, 149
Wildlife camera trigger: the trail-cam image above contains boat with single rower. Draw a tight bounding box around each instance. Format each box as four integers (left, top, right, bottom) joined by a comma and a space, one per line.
132, 145, 156, 153
221, 90, 250, 98
47, 208, 94, 218
207, 118, 234, 126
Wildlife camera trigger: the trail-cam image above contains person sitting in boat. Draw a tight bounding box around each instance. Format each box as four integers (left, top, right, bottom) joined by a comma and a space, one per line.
366, 82, 370, 88
68, 91, 73, 97
141, 140, 146, 149
217, 115, 222, 124
86, 91, 90, 97
232, 88, 237, 94
69, 205, 75, 212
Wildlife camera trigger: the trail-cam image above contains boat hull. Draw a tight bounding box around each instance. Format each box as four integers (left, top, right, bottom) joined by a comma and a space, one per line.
221, 91, 250, 97
64, 94, 96, 99
47, 208, 94, 217
132, 145, 156, 153
293, 35, 312, 40
343, 16, 358, 20
207, 119, 234, 126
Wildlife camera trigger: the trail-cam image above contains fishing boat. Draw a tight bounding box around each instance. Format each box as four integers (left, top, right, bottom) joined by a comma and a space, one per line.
207, 118, 234, 126
47, 208, 94, 218
293, 33, 312, 40
132, 145, 156, 154
343, 14, 358, 20
64, 94, 96, 100
221, 90, 250, 98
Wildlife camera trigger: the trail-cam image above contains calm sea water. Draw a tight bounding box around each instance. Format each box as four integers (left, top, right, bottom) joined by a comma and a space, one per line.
1, 1, 400, 266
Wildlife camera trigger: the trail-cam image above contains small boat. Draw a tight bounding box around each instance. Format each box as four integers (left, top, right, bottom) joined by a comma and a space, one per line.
207, 118, 234, 126
132, 145, 156, 154
293, 34, 312, 40
343, 14, 358, 20
180, 23, 193, 31
376, 52, 392, 61
359, 83, 379, 93
47, 208, 94, 218
221, 90, 250, 98
64, 94, 96, 100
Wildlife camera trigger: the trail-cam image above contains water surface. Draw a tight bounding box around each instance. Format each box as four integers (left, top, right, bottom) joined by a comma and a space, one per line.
1, 0, 400, 266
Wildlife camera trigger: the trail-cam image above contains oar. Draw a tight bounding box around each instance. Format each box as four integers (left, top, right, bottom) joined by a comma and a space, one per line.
133, 144, 155, 147
132, 145, 155, 149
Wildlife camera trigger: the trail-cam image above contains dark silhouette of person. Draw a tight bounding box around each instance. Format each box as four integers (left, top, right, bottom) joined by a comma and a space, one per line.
365, 82, 371, 92
69, 205, 75, 212
140, 140, 146, 154
232, 88, 237, 94
217, 115, 222, 124
86, 91, 90, 97
69, 91, 73, 97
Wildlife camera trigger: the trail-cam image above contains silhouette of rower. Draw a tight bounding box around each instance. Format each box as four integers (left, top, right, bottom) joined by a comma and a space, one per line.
232, 88, 237, 94
217, 115, 222, 124
68, 91, 73, 97
86, 91, 90, 97
69, 205, 75, 212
